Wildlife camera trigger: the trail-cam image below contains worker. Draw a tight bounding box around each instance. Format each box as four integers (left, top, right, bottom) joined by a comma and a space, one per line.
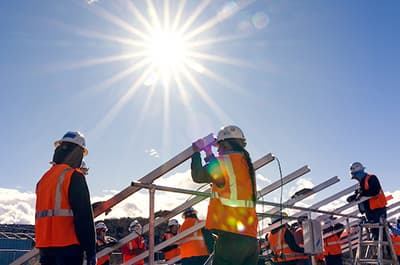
95, 222, 117, 265
347, 162, 387, 239
121, 220, 146, 264
35, 131, 96, 265
268, 212, 306, 265
178, 207, 209, 265
191, 125, 259, 265
292, 215, 311, 265
321, 217, 344, 265
161, 219, 180, 261
80, 159, 89, 175
389, 218, 400, 263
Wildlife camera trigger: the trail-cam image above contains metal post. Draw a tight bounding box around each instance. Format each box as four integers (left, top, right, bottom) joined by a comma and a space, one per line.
346, 217, 354, 260
149, 187, 155, 265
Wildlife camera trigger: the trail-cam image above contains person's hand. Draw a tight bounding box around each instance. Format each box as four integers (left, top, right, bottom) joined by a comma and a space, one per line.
86, 255, 97, 265
347, 194, 356, 203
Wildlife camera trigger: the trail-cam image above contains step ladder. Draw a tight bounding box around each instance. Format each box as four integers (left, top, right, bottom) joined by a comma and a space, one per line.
353, 218, 398, 265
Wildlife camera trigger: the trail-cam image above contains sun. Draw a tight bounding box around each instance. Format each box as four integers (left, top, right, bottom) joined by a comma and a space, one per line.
147, 30, 188, 85
148, 30, 187, 72
69, 1, 253, 130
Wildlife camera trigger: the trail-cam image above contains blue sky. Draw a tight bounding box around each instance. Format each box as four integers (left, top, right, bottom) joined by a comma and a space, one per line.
0, 0, 399, 223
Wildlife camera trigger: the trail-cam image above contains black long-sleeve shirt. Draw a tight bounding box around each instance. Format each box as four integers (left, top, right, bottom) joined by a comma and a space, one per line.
69, 171, 96, 258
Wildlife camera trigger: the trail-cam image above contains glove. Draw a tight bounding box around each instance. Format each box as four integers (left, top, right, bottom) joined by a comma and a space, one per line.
86, 255, 97, 265
192, 139, 204, 152
347, 194, 356, 203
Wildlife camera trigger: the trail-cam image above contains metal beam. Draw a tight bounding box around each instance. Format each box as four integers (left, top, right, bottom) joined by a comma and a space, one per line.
95, 153, 277, 262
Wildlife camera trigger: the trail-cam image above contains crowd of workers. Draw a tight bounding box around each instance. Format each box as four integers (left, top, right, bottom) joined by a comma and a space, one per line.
33, 126, 396, 265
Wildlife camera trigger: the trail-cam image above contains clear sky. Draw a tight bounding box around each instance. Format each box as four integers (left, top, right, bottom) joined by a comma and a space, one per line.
0, 0, 399, 224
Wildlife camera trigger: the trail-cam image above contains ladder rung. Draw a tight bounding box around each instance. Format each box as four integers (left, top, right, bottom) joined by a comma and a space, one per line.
360, 240, 390, 245
358, 259, 396, 264
360, 223, 385, 228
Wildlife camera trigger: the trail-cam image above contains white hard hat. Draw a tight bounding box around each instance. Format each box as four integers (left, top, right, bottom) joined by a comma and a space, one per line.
168, 219, 179, 227
350, 162, 365, 174
129, 220, 141, 232
95, 222, 107, 231
55, 131, 88, 156
80, 160, 89, 175
217, 125, 245, 143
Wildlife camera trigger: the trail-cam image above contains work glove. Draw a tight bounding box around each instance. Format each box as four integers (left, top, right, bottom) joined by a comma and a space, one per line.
192, 139, 204, 152
86, 255, 97, 265
347, 194, 356, 203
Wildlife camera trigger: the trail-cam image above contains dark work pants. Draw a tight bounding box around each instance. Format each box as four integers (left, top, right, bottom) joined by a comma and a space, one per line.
39, 254, 84, 265
213, 231, 258, 265
366, 207, 387, 240
325, 254, 343, 265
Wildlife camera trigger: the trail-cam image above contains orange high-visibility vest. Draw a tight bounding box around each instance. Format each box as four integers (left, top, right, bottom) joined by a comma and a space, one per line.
96, 238, 110, 265
205, 153, 258, 237
162, 232, 180, 260
179, 217, 209, 258
121, 237, 145, 265
364, 174, 387, 210
324, 234, 342, 255
268, 226, 303, 262
35, 164, 80, 247
391, 234, 400, 255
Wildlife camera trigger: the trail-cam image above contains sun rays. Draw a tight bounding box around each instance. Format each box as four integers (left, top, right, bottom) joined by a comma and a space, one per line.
69, 0, 259, 136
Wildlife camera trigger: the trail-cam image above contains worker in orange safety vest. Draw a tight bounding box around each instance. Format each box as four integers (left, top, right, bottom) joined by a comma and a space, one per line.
161, 218, 180, 261
191, 125, 259, 265
321, 217, 345, 265
121, 220, 146, 265
268, 212, 306, 265
35, 131, 96, 265
347, 162, 387, 240
179, 207, 209, 265
95, 222, 117, 265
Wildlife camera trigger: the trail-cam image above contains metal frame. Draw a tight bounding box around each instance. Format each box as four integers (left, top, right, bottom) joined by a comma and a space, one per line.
11, 133, 217, 265
97, 153, 277, 265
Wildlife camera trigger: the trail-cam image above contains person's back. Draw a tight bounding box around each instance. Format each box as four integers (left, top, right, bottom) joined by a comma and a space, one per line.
35, 131, 96, 265
179, 208, 209, 265
268, 214, 305, 265
322, 221, 344, 265
191, 125, 259, 265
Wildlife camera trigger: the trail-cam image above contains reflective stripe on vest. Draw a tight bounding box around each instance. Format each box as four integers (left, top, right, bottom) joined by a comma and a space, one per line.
35, 168, 74, 219
35, 165, 80, 247
179, 217, 209, 258
326, 241, 340, 246
269, 227, 301, 262
209, 157, 254, 208
205, 153, 258, 237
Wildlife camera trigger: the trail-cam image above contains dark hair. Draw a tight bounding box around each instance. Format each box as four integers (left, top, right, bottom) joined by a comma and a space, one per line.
224, 139, 256, 201
52, 142, 83, 169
